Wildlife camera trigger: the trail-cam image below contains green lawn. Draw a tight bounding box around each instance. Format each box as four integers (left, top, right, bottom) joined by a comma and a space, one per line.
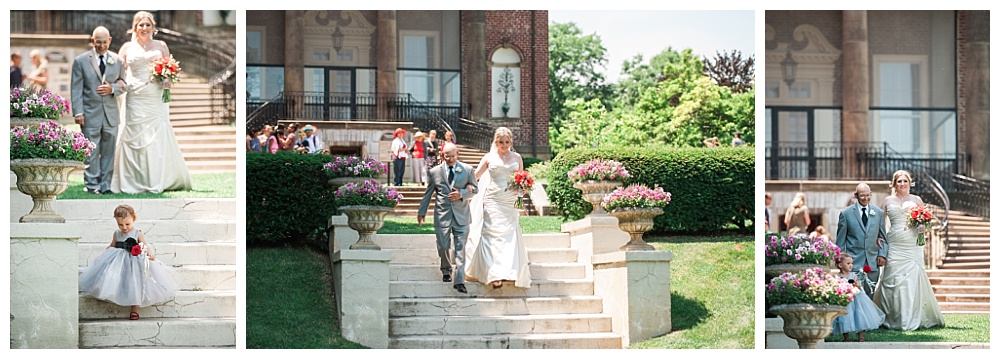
247, 216, 755, 349
56, 172, 236, 199
824, 314, 990, 343
246, 245, 365, 349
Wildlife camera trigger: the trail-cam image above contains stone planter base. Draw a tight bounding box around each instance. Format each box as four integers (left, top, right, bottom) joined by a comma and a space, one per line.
573, 180, 622, 216
770, 303, 847, 349
10, 158, 85, 223
338, 205, 394, 250
609, 207, 663, 251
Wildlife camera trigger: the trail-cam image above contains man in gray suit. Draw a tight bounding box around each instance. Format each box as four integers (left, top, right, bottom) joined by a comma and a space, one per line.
417, 143, 478, 294
71, 26, 126, 195
836, 183, 887, 298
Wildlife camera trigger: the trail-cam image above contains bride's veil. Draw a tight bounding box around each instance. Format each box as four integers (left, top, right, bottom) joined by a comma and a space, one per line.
464, 143, 497, 271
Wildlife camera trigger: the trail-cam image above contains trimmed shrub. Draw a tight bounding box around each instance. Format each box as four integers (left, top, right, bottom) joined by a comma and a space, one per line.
547, 146, 754, 233
247, 151, 337, 246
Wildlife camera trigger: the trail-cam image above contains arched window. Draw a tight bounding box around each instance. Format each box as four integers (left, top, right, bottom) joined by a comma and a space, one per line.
490, 47, 520, 118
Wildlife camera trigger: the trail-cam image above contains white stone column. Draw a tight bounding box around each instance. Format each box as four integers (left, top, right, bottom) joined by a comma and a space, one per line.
593, 250, 673, 348
328, 214, 358, 255
333, 249, 391, 349
9, 223, 82, 348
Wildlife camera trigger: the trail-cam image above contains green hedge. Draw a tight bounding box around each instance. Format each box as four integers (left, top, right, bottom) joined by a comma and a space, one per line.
247, 151, 337, 246
547, 146, 754, 233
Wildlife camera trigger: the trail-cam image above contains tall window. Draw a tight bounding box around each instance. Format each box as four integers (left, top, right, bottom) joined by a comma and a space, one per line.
400, 33, 437, 103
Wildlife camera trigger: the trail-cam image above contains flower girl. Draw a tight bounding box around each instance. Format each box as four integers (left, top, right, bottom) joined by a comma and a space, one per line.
831, 254, 885, 341
79, 204, 178, 320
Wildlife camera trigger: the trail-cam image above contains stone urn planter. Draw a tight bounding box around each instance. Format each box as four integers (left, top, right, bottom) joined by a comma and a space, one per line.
338, 205, 394, 250
574, 180, 622, 216
769, 303, 847, 349
608, 207, 663, 251
10, 158, 85, 223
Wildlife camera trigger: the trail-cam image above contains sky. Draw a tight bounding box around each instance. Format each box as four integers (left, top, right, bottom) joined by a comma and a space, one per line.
549, 10, 755, 83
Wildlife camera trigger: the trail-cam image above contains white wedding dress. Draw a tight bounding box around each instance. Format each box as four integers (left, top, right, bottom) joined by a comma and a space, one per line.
112, 46, 192, 193
875, 201, 945, 330
465, 156, 531, 288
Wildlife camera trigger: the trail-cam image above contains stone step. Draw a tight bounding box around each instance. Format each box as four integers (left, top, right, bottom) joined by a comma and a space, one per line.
929, 277, 990, 286
71, 219, 236, 244
937, 262, 990, 270
79, 242, 236, 266
385, 247, 577, 265
172, 119, 218, 127
939, 302, 990, 313
185, 161, 238, 172
178, 136, 238, 145
390, 313, 612, 336
946, 243, 991, 250
168, 93, 213, 101
80, 290, 236, 319
182, 152, 238, 162
390, 263, 585, 281
934, 293, 990, 303
168, 99, 214, 108
390, 279, 593, 299
389, 296, 604, 317
56, 199, 237, 221
389, 332, 621, 349
944, 249, 991, 256
174, 126, 236, 136
79, 317, 236, 348
941, 255, 991, 263
375, 233, 570, 250
171, 112, 214, 121
932, 285, 990, 295
79, 265, 236, 291
179, 143, 237, 152
947, 228, 991, 236
926, 269, 991, 278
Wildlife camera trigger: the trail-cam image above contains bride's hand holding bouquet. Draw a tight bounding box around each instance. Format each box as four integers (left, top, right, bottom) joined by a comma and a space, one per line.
151, 55, 180, 102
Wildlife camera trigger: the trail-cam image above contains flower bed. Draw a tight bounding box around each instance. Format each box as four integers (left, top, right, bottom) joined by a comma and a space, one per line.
323, 156, 389, 178
766, 266, 856, 307
334, 179, 403, 208
764, 232, 840, 266
10, 85, 71, 120
601, 184, 672, 212
10, 121, 94, 162
568, 158, 631, 182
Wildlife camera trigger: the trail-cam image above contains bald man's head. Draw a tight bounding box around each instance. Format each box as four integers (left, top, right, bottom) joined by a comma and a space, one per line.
855, 183, 872, 207
91, 26, 112, 55
442, 142, 459, 166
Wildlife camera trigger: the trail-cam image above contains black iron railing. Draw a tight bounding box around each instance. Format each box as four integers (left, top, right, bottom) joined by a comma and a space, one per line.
765, 141, 962, 181
12, 11, 236, 125
947, 174, 990, 220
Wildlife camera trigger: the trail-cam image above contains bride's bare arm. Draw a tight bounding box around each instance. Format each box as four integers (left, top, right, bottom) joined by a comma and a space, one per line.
474, 154, 490, 180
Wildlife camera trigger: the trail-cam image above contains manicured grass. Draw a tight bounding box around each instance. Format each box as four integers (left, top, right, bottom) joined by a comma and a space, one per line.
246, 245, 365, 349
629, 233, 755, 349
381, 215, 564, 234
824, 314, 990, 343
56, 172, 236, 199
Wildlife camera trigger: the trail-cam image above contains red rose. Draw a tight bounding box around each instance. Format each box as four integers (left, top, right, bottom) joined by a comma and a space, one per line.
863, 264, 872, 273
130, 245, 142, 256
923, 212, 932, 220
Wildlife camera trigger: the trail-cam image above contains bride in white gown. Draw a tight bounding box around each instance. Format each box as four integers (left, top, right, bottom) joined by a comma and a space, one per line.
876, 170, 945, 330
465, 127, 531, 289
112, 11, 192, 194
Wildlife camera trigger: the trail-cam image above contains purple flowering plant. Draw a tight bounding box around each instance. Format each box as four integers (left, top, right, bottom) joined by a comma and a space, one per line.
334, 179, 404, 208
765, 266, 856, 307
10, 121, 95, 162
323, 156, 388, 178
601, 184, 672, 212
764, 233, 840, 266
10, 85, 71, 120
567, 158, 632, 182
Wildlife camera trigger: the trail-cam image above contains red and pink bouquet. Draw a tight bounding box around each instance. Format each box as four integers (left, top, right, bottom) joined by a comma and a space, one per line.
151, 55, 181, 103
508, 169, 534, 209
907, 205, 933, 246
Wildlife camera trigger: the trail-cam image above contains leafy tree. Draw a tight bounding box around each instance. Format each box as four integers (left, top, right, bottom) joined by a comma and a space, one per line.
703, 50, 755, 93
548, 21, 614, 154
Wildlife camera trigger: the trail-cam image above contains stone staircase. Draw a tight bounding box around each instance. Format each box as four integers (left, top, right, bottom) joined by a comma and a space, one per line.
927, 209, 989, 314
169, 75, 236, 173
63, 199, 237, 348
375, 232, 622, 349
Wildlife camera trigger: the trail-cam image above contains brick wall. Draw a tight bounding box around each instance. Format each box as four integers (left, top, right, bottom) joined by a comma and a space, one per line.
462, 10, 550, 158
765, 10, 843, 106
957, 10, 967, 167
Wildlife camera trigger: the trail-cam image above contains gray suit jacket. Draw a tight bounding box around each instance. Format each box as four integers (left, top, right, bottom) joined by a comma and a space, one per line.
836, 203, 888, 274
418, 161, 477, 228
71, 49, 125, 129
